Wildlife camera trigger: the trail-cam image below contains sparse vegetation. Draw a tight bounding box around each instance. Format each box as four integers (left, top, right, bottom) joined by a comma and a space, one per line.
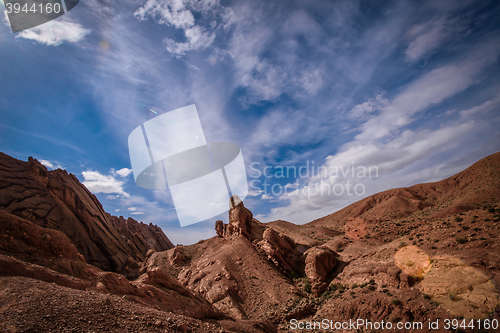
448, 292, 460, 302
303, 277, 311, 293
462, 226, 469, 230
456, 237, 468, 244
423, 294, 432, 300
391, 299, 402, 306
368, 285, 376, 291
329, 283, 344, 293
455, 216, 463, 222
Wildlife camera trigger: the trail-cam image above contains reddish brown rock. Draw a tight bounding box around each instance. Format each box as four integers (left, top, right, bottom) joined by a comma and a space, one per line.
0, 152, 173, 275
304, 246, 337, 295
257, 228, 304, 275
226, 196, 266, 242
215, 220, 226, 238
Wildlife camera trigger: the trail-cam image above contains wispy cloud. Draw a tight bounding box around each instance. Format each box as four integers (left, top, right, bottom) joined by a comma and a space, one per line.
355, 41, 500, 141
405, 16, 460, 62
15, 18, 90, 46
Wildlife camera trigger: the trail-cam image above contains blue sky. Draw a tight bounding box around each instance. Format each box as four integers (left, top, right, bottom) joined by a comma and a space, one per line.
1, 0, 500, 245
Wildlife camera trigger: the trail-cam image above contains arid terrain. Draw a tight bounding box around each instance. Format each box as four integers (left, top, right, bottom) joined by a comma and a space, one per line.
0, 151, 499, 332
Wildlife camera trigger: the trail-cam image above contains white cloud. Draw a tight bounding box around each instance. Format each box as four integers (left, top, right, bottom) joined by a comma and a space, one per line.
301, 69, 323, 95
39, 159, 63, 170
355, 42, 500, 141
405, 16, 458, 62
135, 0, 226, 55
459, 93, 500, 118
164, 25, 215, 55
16, 18, 90, 46
348, 94, 389, 119
261, 194, 272, 200
114, 168, 133, 178
259, 38, 500, 224
265, 120, 478, 224
81, 170, 129, 196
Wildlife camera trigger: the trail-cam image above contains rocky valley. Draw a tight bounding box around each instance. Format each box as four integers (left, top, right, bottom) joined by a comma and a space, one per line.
0, 151, 499, 332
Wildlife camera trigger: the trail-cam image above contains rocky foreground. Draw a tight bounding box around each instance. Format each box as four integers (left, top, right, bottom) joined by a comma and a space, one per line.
0, 152, 499, 332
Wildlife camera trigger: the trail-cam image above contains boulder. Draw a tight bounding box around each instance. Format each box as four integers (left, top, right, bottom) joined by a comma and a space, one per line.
215, 220, 226, 238
304, 247, 338, 295
257, 228, 304, 275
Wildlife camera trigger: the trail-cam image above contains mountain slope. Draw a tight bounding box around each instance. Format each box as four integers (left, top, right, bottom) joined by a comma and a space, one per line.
0, 153, 173, 274
307, 151, 500, 231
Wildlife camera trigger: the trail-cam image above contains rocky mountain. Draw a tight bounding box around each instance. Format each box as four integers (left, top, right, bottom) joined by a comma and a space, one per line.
0, 152, 173, 275
1, 151, 499, 332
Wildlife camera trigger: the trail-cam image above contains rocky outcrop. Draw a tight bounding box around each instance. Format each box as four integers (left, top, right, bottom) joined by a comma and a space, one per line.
304, 246, 337, 296
256, 228, 304, 276
215, 220, 226, 238
0, 208, 221, 320
216, 196, 307, 278
0, 153, 173, 275
227, 196, 254, 239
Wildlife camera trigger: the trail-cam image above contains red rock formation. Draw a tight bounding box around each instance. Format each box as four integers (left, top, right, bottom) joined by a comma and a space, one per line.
256, 227, 304, 276
0, 152, 173, 274
304, 246, 337, 295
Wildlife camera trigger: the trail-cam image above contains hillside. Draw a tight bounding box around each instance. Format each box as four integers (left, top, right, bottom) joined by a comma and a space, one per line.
0, 152, 173, 275
0, 151, 499, 332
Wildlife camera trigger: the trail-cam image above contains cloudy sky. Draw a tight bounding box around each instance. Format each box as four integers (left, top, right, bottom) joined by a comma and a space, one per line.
1, 0, 500, 245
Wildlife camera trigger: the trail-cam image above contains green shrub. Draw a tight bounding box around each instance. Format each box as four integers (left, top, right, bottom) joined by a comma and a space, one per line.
455, 216, 463, 222
448, 292, 460, 302
462, 226, 469, 230
329, 283, 344, 293
303, 277, 311, 293
456, 237, 468, 244
368, 285, 376, 291
423, 294, 432, 300
391, 299, 402, 306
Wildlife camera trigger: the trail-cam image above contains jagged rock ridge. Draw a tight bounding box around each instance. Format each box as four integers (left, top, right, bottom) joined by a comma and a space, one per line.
0, 152, 173, 275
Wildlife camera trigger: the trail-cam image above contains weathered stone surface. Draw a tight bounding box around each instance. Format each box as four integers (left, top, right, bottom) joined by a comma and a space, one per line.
226, 196, 266, 242
257, 228, 304, 275
215, 220, 226, 238
0, 153, 173, 275
304, 246, 337, 295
